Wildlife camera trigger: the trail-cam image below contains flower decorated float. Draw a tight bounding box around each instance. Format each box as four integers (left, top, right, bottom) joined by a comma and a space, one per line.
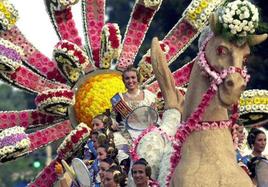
131, 0, 267, 186
239, 89, 268, 127
0, 0, 265, 186
0, 126, 30, 162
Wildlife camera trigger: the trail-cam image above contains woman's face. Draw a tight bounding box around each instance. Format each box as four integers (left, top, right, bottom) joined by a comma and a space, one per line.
92, 118, 104, 131
97, 147, 107, 161
237, 126, 245, 144
253, 133, 266, 153
99, 161, 111, 183
132, 164, 148, 186
91, 134, 99, 148
123, 71, 139, 91
103, 171, 117, 187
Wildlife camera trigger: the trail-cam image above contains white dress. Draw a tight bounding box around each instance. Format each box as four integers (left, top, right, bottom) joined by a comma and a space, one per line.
120, 89, 157, 140
136, 109, 181, 186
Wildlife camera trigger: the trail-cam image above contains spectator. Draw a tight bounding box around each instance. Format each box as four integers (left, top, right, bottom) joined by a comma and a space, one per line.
103, 165, 127, 187
244, 128, 267, 163
131, 158, 159, 187
99, 158, 118, 185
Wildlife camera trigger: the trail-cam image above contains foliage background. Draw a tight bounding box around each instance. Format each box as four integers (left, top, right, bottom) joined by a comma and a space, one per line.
0, 0, 267, 186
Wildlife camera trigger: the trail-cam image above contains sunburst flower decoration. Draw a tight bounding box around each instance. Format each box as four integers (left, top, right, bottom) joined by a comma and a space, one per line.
0, 0, 227, 186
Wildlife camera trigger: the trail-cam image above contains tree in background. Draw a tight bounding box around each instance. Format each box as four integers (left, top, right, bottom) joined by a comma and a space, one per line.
0, 83, 37, 186
0, 84, 35, 111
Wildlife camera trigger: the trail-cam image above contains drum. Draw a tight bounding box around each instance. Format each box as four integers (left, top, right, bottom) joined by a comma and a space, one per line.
72, 158, 92, 187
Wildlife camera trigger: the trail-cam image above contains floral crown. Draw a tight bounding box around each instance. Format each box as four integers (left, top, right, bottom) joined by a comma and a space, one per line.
212, 0, 259, 46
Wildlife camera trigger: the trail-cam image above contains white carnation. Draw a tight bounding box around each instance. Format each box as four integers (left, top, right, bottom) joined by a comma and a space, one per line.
229, 24, 235, 29
231, 29, 237, 35
233, 19, 241, 25
200, 13, 207, 21
243, 25, 250, 32
242, 20, 248, 26
243, 12, 250, 19
236, 9, 241, 15
250, 29, 255, 34
192, 0, 199, 7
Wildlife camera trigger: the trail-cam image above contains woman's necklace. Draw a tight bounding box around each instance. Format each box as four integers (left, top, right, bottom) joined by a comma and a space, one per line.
125, 89, 141, 99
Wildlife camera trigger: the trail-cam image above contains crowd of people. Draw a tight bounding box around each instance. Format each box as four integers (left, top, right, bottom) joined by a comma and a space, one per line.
54, 66, 267, 187
236, 126, 267, 186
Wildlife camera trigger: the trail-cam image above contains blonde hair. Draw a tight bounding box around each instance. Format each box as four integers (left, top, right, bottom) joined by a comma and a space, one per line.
122, 65, 141, 84
94, 113, 112, 129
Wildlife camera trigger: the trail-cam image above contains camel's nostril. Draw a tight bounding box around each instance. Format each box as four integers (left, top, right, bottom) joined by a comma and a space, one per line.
241, 84, 246, 91
226, 80, 234, 87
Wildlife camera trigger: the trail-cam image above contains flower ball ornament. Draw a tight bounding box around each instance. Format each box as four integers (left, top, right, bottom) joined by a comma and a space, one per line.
239, 89, 268, 126
57, 122, 91, 159
217, 0, 259, 45
100, 23, 122, 69
74, 71, 126, 127
53, 40, 90, 83
35, 89, 75, 116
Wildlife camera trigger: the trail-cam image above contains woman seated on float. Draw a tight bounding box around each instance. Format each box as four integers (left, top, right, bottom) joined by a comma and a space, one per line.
111, 65, 157, 141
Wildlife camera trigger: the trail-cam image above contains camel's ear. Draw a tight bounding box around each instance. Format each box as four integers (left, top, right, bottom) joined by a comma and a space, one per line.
151, 37, 166, 67
248, 34, 268, 46
209, 13, 218, 35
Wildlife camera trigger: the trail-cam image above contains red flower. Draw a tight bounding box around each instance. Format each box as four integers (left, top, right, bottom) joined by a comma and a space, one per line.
71, 135, 79, 143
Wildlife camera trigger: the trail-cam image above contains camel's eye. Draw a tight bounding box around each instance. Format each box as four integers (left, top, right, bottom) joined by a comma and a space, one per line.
216, 46, 229, 56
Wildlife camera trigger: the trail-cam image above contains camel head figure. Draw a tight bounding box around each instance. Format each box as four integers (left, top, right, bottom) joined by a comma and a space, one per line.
204, 14, 267, 108
169, 1, 267, 187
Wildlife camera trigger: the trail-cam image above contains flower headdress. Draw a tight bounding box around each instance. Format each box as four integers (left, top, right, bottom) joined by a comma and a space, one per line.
211, 0, 264, 46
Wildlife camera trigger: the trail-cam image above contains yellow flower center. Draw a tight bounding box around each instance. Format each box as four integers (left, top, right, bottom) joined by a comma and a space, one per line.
74, 70, 126, 128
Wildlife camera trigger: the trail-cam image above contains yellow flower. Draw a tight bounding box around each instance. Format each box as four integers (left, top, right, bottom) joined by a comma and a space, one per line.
200, 1, 208, 8
239, 99, 245, 106
253, 97, 261, 105
188, 13, 197, 20
245, 98, 253, 105
195, 7, 202, 15
74, 71, 126, 128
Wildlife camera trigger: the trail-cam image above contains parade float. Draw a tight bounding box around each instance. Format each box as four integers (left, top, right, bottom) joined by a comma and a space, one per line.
0, 0, 267, 186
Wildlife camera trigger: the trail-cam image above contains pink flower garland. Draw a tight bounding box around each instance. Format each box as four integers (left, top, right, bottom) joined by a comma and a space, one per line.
130, 125, 175, 161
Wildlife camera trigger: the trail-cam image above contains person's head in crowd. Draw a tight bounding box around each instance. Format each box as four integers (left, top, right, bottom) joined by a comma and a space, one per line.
97, 143, 118, 161
131, 158, 151, 187
103, 165, 126, 187
237, 125, 246, 146
97, 129, 114, 146
247, 156, 268, 179
99, 157, 118, 184
92, 112, 113, 131
247, 128, 267, 156
122, 65, 140, 92
97, 145, 108, 161
91, 131, 100, 148
120, 157, 131, 175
